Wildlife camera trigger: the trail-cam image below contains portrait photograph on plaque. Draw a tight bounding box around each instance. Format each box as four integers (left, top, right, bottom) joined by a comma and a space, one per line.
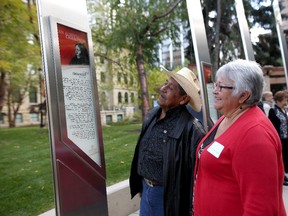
57, 23, 101, 166
201, 61, 218, 123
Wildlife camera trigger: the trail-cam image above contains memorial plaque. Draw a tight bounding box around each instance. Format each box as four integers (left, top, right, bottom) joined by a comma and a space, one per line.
201, 62, 218, 123
57, 23, 101, 166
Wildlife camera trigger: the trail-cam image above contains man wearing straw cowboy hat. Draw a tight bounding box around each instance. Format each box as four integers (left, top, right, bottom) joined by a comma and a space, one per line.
130, 67, 205, 216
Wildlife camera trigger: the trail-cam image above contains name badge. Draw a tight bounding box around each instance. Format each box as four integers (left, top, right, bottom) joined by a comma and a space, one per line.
207, 141, 224, 158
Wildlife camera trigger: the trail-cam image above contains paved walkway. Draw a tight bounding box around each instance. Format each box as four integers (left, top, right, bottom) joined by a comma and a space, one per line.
127, 186, 288, 215
41, 186, 288, 216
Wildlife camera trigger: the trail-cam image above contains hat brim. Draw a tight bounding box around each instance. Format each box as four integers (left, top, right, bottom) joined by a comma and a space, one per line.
162, 68, 202, 112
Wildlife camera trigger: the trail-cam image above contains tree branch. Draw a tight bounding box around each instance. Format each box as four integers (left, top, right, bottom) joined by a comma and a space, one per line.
140, 0, 184, 36
152, 0, 184, 22
94, 52, 125, 71
148, 27, 167, 37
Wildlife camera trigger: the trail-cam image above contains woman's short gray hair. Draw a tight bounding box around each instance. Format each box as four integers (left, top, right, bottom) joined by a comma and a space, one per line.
216, 59, 264, 106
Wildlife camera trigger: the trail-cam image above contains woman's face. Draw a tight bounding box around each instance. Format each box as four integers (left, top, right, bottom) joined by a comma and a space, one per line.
75, 45, 81, 57
276, 98, 287, 109
213, 78, 240, 115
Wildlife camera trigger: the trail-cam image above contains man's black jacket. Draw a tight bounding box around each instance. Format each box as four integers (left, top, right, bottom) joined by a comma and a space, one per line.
129, 106, 205, 216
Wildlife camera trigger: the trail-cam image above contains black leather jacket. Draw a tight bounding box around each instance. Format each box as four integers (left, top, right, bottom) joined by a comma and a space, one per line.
129, 106, 205, 216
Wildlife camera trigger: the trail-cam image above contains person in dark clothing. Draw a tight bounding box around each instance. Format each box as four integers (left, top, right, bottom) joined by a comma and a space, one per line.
129, 67, 205, 216
268, 90, 288, 186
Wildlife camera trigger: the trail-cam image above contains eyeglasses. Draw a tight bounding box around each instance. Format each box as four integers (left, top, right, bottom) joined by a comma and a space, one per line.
213, 82, 235, 92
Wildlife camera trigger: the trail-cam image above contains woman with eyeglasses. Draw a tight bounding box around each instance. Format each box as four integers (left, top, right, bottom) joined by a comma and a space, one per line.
193, 59, 286, 216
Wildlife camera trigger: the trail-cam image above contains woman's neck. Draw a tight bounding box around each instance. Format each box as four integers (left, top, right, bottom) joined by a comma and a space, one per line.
215, 106, 250, 139
224, 105, 249, 124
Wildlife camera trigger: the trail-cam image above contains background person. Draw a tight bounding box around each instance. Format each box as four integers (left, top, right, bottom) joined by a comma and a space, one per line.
262, 90, 274, 116
268, 90, 288, 186
193, 59, 286, 216
130, 67, 205, 216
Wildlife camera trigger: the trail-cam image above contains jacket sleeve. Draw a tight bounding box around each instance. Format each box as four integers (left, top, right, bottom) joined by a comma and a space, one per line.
179, 118, 206, 216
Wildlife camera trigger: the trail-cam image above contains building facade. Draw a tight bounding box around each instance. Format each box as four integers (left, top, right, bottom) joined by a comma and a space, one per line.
0, 60, 139, 128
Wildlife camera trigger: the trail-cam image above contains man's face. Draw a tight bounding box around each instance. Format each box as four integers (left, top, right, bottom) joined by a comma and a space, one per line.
157, 77, 188, 112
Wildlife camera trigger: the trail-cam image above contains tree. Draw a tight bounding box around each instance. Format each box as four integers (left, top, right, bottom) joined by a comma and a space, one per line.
251, 1, 284, 66
0, 0, 41, 127
89, 0, 187, 119
184, 0, 279, 71
185, 0, 246, 71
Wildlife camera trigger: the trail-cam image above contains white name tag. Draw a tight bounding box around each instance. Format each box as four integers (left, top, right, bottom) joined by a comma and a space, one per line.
207, 141, 224, 158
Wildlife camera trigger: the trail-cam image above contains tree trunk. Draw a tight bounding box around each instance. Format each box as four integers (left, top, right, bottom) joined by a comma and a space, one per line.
7, 91, 15, 128
136, 44, 150, 120
0, 72, 7, 113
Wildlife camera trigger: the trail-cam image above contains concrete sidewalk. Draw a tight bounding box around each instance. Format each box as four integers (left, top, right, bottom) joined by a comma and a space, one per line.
40, 185, 288, 216
131, 187, 287, 215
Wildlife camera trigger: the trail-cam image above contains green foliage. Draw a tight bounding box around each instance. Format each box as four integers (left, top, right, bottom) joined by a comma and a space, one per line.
0, 124, 141, 215
0, 0, 41, 126
88, 0, 187, 67
147, 67, 167, 103
0, 0, 40, 72
251, 2, 283, 66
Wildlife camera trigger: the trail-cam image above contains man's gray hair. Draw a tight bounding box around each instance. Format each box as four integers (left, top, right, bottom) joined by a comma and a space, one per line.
216, 59, 264, 106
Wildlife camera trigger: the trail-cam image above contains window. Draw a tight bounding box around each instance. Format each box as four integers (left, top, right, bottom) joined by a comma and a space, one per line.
124, 92, 128, 103
124, 74, 128, 84
100, 56, 105, 64
118, 92, 122, 103
106, 115, 112, 124
117, 114, 123, 122
0, 113, 4, 124
101, 92, 107, 109
117, 72, 121, 83
30, 113, 39, 122
29, 86, 38, 103
101, 92, 106, 103
12, 90, 21, 103
101, 72, 106, 82
130, 75, 134, 85
15, 113, 23, 124
131, 93, 135, 103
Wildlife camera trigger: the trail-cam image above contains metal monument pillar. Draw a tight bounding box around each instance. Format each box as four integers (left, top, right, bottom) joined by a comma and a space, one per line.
273, 0, 288, 87
235, 0, 255, 61
36, 0, 108, 215
186, 0, 216, 132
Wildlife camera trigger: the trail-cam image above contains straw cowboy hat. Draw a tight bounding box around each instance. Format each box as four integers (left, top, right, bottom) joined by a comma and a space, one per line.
161, 66, 202, 112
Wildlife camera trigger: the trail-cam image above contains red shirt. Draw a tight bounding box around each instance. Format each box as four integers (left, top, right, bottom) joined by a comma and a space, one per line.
193, 106, 286, 216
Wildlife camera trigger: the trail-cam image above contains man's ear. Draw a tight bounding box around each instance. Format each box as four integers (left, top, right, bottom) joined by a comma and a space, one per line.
180, 95, 191, 105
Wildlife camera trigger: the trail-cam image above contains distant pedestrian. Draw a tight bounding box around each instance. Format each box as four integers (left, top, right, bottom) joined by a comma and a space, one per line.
262, 91, 274, 116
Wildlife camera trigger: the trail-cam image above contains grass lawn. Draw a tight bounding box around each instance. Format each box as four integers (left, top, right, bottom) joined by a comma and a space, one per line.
0, 123, 141, 216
